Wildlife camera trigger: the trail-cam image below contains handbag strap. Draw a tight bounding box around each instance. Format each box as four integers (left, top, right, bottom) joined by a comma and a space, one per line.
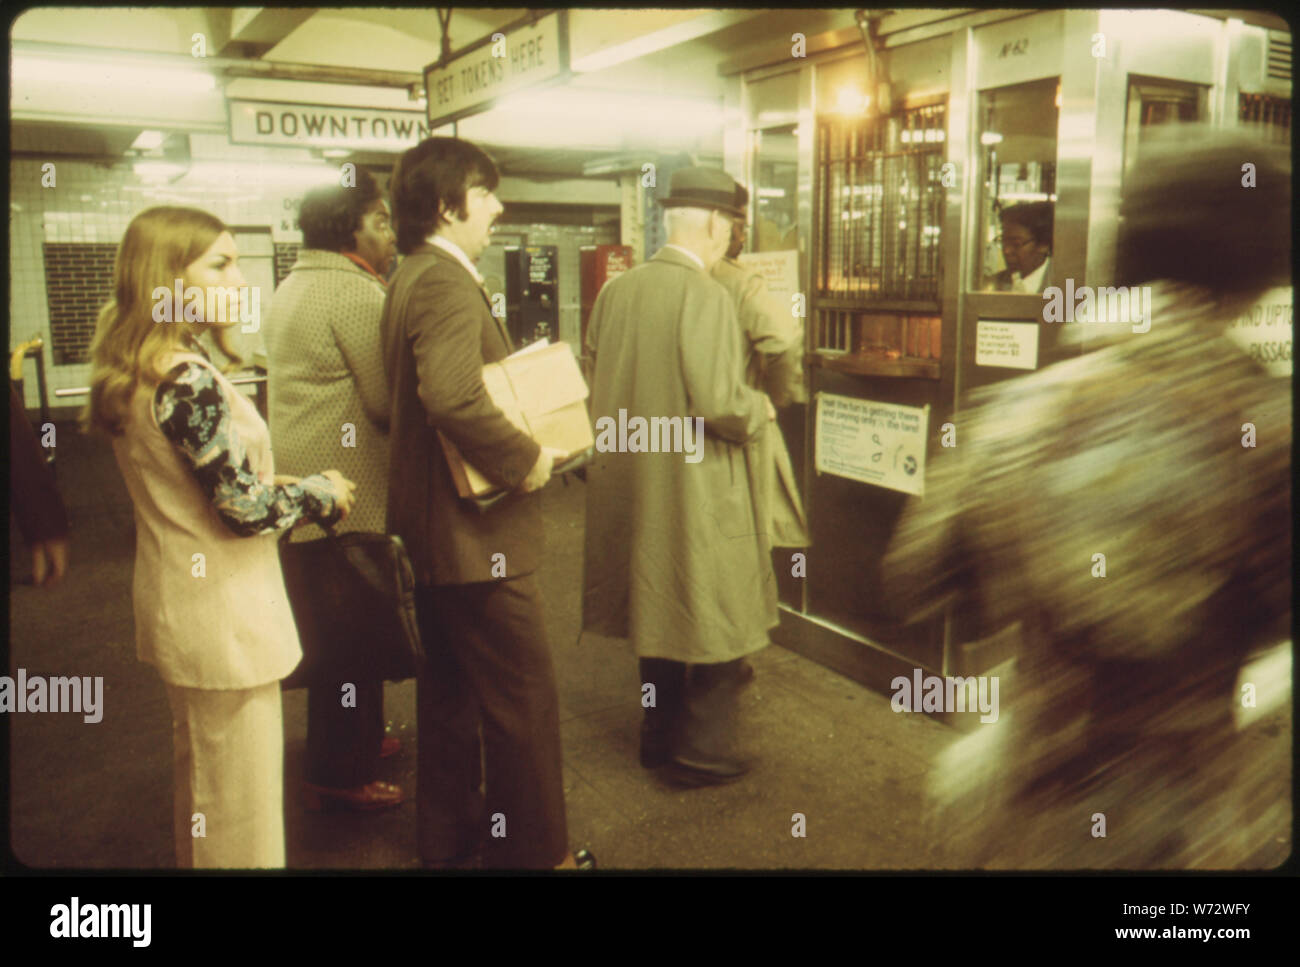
279, 519, 339, 544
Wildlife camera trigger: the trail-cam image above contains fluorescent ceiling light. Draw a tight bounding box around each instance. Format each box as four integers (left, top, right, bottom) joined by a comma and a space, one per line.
13, 55, 216, 93
131, 130, 166, 151
570, 10, 754, 74
181, 161, 340, 187
134, 160, 189, 181
572, 40, 661, 74
485, 88, 723, 144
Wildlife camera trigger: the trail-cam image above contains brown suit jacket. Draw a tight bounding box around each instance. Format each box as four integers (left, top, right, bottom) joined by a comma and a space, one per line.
381, 242, 542, 586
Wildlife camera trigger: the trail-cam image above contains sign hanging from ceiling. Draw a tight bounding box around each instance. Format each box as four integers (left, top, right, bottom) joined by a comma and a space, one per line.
424, 10, 570, 129
228, 99, 433, 151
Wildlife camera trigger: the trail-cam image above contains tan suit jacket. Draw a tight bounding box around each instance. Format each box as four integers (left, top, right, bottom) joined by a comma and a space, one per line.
380, 243, 542, 586
710, 256, 809, 547
112, 351, 302, 688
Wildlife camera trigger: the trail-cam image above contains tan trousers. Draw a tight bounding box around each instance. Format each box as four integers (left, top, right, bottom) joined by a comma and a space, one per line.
165, 681, 286, 869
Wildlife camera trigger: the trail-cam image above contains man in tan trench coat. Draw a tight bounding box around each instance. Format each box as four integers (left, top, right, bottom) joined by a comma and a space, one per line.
583, 167, 777, 787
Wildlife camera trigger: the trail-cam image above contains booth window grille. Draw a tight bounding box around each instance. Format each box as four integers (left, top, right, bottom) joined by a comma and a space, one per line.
815, 103, 946, 307
1239, 93, 1291, 142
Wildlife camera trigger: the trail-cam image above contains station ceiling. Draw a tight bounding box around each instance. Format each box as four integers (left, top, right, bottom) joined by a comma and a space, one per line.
10, 7, 863, 180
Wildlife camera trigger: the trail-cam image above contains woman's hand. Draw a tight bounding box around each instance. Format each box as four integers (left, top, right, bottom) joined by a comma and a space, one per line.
320, 470, 357, 520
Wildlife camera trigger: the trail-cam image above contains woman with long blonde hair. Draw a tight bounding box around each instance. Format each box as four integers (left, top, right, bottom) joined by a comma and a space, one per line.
85, 206, 357, 868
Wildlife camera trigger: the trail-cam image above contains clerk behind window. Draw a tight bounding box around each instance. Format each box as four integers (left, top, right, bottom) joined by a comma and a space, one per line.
989, 202, 1055, 294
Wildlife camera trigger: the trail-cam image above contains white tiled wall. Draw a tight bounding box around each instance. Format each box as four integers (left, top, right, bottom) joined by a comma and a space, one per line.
10, 151, 309, 411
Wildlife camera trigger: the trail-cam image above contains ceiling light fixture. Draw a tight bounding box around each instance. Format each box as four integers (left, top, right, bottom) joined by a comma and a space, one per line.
14, 55, 217, 93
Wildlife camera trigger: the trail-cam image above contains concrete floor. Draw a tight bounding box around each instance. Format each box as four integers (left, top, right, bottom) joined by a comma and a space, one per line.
7, 420, 1291, 870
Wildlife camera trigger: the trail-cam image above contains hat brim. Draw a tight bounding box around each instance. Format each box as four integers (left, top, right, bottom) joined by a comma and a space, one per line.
658, 196, 745, 220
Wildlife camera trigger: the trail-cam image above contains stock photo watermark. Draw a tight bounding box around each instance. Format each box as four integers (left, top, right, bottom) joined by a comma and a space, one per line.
0, 669, 103, 723
1042, 281, 1153, 333
890, 669, 999, 724
594, 410, 705, 464
152, 280, 261, 333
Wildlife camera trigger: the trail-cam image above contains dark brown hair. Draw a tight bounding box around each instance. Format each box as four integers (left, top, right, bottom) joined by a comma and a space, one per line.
298, 170, 383, 253
1000, 202, 1054, 249
389, 137, 499, 255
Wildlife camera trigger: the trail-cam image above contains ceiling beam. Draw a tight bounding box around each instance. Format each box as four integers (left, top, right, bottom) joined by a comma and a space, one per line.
569, 9, 762, 73
14, 40, 422, 88
219, 7, 318, 58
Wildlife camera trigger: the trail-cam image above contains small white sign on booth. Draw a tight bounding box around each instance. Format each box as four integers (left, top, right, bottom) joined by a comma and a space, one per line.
814, 393, 929, 496
975, 320, 1039, 370
737, 250, 800, 312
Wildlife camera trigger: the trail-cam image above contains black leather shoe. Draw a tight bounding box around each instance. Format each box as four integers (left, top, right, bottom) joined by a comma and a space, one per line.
667, 753, 752, 787
574, 849, 596, 870
639, 658, 686, 769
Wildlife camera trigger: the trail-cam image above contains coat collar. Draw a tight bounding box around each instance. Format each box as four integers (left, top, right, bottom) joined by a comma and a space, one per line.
289, 248, 384, 284
652, 245, 709, 274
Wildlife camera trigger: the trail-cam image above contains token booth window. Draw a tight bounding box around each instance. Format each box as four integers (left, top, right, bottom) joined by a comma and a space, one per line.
975, 77, 1059, 293
751, 125, 799, 253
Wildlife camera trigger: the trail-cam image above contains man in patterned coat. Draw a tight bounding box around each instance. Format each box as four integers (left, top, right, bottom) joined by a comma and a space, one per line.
265, 171, 401, 811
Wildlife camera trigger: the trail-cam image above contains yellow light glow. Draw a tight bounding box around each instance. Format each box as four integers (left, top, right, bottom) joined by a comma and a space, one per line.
835, 86, 869, 115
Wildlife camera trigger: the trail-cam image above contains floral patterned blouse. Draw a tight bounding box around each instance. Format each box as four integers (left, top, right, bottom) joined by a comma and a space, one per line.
153, 352, 341, 537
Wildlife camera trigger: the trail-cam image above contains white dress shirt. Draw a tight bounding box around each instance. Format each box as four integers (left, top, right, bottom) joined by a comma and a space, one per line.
428, 234, 485, 284
1014, 256, 1051, 294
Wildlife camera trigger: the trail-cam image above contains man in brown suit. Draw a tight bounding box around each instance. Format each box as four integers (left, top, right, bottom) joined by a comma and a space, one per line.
381, 137, 587, 869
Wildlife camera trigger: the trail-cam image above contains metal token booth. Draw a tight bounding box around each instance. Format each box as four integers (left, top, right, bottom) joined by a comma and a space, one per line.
723, 9, 1292, 702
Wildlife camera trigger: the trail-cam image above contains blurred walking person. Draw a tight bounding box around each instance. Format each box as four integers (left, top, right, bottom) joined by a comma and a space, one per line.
85, 206, 355, 868
882, 125, 1291, 868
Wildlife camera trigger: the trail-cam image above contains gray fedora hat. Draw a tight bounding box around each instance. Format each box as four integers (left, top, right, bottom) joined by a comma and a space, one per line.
658, 166, 745, 219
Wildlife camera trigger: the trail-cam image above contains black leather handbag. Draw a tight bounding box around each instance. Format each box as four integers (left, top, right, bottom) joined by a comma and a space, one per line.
278, 525, 425, 690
